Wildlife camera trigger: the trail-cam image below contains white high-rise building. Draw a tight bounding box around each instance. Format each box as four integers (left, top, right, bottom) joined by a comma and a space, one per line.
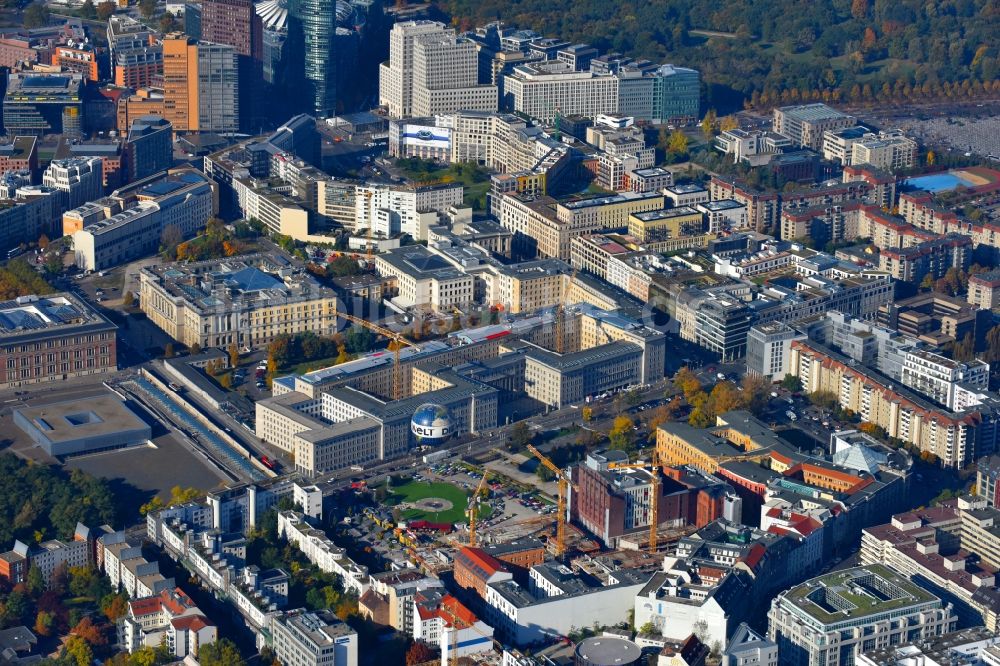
901, 348, 990, 410
380, 21, 496, 119
411, 34, 497, 117
42, 157, 103, 210
380, 21, 450, 118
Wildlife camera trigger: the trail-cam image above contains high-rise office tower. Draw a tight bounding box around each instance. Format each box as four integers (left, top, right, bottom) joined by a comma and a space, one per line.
162, 34, 239, 133
287, 0, 337, 117
200, 0, 263, 130
379, 21, 450, 119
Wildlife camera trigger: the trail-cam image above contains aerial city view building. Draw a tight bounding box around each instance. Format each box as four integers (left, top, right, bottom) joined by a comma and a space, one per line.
0, 1, 998, 665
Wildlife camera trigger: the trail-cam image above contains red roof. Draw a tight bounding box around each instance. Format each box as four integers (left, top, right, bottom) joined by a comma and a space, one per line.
128, 596, 163, 617
170, 614, 210, 632
742, 543, 766, 570
456, 547, 508, 580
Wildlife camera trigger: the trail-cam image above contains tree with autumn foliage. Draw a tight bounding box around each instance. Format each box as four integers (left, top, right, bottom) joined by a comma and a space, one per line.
63, 635, 93, 666
609, 415, 636, 452
71, 615, 107, 646
34, 610, 54, 636
103, 593, 128, 622
740, 375, 771, 416
674, 367, 702, 401
406, 641, 437, 666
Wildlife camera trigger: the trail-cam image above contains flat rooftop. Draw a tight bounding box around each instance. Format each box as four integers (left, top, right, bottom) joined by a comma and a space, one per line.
779, 103, 853, 123
15, 394, 149, 444
632, 206, 700, 222
781, 564, 939, 626
0, 293, 115, 342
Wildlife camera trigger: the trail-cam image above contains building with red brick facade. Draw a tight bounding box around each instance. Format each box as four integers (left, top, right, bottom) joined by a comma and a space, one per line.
0, 293, 116, 389
569, 450, 737, 547
0, 136, 38, 175
453, 547, 512, 599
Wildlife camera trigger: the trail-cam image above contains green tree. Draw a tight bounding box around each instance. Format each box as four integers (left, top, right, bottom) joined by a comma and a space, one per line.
26, 564, 44, 596
79, 0, 97, 19
509, 421, 532, 449
344, 326, 375, 354
23, 2, 50, 28
780, 374, 802, 392
139, 0, 156, 19
535, 464, 556, 482
45, 253, 63, 275
199, 639, 246, 666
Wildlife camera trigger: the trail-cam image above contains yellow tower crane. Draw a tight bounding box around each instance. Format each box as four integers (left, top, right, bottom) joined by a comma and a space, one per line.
526, 443, 577, 558
467, 470, 490, 548
335, 311, 412, 400
607, 451, 663, 555
609, 448, 777, 553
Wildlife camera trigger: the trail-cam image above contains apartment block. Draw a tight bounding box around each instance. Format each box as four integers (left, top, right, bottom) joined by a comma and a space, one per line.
789, 338, 998, 467
969, 270, 1000, 311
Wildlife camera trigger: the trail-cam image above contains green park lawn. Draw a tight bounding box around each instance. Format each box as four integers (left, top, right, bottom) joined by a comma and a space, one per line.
385, 480, 471, 524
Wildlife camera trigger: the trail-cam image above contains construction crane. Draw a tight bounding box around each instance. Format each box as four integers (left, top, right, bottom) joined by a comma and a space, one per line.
526, 443, 577, 558
608, 448, 776, 553
467, 470, 490, 547
443, 596, 504, 666
607, 451, 663, 555
335, 311, 412, 400
554, 267, 578, 354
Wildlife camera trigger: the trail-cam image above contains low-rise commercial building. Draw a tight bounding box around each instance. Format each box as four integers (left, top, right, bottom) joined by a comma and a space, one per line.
484, 566, 645, 646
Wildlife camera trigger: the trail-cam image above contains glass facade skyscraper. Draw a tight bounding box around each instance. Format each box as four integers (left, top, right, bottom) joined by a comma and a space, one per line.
288, 0, 337, 117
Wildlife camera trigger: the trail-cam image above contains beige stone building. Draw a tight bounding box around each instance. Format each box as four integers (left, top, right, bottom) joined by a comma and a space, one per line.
139, 253, 338, 349
969, 270, 1000, 311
